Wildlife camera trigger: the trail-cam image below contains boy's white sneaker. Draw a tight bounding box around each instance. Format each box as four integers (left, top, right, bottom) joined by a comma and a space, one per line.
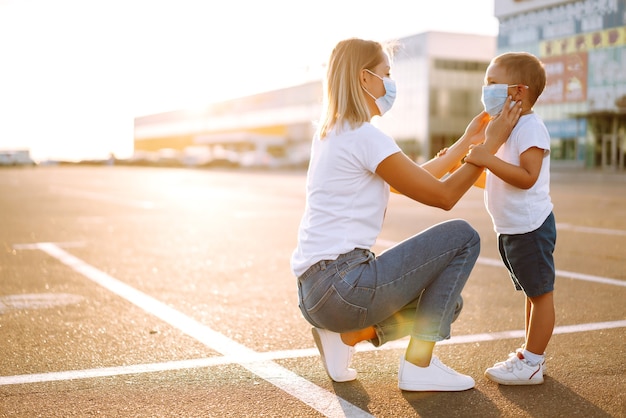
485, 352, 544, 385
398, 355, 475, 391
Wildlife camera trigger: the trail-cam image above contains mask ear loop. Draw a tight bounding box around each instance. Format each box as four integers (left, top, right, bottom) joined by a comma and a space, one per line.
509, 84, 529, 100
361, 69, 380, 101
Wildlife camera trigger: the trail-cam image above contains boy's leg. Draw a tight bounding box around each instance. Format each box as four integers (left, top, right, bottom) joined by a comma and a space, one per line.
486, 213, 555, 385
525, 297, 531, 342
519, 295, 547, 373
525, 291, 555, 356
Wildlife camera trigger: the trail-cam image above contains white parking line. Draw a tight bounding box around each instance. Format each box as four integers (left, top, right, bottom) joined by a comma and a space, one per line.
19, 242, 372, 418
556, 222, 626, 237
375, 239, 626, 288
476, 257, 626, 287
49, 186, 155, 209
3, 319, 624, 386
5, 242, 625, 417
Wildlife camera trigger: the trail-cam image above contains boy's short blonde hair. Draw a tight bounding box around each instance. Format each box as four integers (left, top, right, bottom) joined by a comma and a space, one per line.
491, 52, 547, 106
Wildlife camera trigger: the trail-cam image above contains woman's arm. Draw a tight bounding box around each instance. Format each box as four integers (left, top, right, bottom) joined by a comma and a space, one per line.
377, 152, 482, 210
377, 97, 521, 210
421, 112, 490, 179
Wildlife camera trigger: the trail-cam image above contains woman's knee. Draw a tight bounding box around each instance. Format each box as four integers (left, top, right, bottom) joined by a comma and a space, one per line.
448, 219, 480, 245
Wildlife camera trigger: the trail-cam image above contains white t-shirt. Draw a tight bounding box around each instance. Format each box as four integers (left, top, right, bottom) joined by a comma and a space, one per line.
291, 122, 401, 277
485, 113, 553, 235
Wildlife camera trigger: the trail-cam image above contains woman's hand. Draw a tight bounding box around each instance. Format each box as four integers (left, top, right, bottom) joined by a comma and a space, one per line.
484, 96, 522, 152
463, 111, 491, 145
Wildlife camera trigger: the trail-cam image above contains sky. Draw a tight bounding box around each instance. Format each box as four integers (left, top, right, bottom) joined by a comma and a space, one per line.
0, 0, 499, 162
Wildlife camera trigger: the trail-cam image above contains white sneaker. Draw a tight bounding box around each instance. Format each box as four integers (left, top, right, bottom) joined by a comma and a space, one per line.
485, 352, 544, 385
398, 355, 475, 391
311, 327, 357, 382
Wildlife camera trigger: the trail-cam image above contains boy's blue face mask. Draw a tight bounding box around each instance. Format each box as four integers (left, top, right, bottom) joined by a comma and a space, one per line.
481, 84, 513, 116
481, 84, 527, 116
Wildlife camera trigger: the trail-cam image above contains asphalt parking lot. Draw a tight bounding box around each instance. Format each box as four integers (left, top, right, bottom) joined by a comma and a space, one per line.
0, 165, 624, 417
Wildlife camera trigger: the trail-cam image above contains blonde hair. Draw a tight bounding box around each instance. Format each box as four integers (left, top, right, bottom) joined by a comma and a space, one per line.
491, 52, 547, 106
319, 38, 392, 138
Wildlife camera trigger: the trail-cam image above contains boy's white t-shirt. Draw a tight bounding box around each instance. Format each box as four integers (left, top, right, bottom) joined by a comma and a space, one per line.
485, 112, 553, 235
291, 122, 401, 277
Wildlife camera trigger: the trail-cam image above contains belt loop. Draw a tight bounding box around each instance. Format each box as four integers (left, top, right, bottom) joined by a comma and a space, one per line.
319, 260, 327, 271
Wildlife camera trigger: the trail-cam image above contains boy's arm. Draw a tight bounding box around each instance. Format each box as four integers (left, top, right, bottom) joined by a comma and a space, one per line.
466, 145, 545, 189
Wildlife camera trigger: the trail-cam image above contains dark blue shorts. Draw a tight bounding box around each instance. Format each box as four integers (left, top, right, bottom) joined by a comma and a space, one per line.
497, 212, 556, 297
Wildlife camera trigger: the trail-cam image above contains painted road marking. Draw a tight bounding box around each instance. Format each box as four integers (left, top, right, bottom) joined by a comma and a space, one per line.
476, 257, 626, 287
2, 319, 624, 386
49, 186, 155, 209
5, 242, 625, 416
0, 293, 84, 314
22, 242, 372, 418
556, 222, 626, 237
375, 239, 626, 287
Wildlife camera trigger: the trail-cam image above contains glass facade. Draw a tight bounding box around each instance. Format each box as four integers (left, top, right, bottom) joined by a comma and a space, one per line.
496, 0, 626, 170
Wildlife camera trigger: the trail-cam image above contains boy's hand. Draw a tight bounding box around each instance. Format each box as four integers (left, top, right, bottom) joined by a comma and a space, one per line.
465, 144, 491, 168
484, 96, 522, 152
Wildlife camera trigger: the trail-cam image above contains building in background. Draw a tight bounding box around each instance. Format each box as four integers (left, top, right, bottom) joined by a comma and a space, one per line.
133, 31, 495, 168
495, 0, 626, 170
133, 81, 321, 169
377, 32, 494, 162
0, 149, 36, 166
134, 3, 626, 172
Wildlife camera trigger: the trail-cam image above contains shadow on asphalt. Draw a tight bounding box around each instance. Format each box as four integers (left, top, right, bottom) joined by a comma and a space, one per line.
331, 379, 374, 416
401, 389, 499, 417
328, 374, 613, 417
495, 375, 612, 418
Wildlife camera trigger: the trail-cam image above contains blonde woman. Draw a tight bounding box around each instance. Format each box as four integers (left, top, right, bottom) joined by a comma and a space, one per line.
291, 38, 521, 391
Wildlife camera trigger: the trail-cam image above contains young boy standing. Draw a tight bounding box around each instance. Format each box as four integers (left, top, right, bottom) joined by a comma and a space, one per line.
465, 52, 556, 385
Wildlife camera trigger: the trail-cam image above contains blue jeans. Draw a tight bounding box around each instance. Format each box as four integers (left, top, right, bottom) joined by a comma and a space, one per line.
297, 219, 480, 346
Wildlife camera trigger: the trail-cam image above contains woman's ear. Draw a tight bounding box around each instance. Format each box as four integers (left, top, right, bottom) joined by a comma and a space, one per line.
360, 69, 369, 87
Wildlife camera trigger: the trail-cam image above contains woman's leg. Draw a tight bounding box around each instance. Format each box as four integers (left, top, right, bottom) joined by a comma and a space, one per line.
301, 219, 479, 389
355, 219, 480, 391
335, 220, 479, 367
365, 220, 480, 350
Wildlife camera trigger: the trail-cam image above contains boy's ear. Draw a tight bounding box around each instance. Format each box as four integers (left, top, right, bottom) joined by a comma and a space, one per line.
513, 85, 528, 100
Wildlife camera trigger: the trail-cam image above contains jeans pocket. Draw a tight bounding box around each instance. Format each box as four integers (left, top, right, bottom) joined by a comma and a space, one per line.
337, 251, 374, 281
305, 284, 367, 332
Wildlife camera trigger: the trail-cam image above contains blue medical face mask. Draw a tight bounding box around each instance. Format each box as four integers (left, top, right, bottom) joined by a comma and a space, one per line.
363, 69, 397, 116
481, 84, 517, 116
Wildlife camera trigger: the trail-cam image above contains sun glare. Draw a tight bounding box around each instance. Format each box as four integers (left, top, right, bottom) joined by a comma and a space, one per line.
0, 0, 497, 162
